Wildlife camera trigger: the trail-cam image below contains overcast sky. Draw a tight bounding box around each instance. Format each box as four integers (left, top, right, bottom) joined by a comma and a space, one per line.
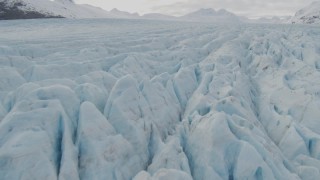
75, 0, 316, 18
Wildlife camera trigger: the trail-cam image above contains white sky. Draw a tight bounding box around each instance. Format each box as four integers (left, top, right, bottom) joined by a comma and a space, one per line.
74, 0, 316, 17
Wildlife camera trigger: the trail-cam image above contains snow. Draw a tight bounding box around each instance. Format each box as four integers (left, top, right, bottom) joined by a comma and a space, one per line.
133, 169, 192, 180
109, 8, 140, 19
292, 1, 320, 24
1, 0, 117, 18
0, 19, 320, 180
1, 1, 249, 22
180, 8, 240, 22
141, 13, 177, 21
248, 16, 292, 24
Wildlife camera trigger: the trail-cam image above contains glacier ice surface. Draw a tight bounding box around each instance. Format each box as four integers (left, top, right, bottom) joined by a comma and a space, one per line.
0, 19, 320, 180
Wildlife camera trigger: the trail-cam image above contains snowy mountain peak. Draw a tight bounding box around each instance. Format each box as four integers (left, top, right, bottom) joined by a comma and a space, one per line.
0, 0, 120, 19
110, 8, 121, 13
181, 8, 239, 22
292, 1, 320, 24
185, 8, 235, 17
109, 8, 139, 18
217, 9, 231, 15
192, 8, 217, 15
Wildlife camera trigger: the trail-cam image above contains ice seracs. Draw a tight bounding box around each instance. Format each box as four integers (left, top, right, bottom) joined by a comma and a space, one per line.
0, 18, 320, 179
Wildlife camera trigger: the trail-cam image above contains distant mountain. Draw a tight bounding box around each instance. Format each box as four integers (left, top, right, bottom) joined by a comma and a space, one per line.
2, 2, 281, 23
180, 8, 240, 22
0, 2, 242, 22
0, 0, 179, 21
246, 16, 291, 24
0, 0, 117, 20
141, 13, 177, 21
110, 8, 140, 19
292, 1, 320, 24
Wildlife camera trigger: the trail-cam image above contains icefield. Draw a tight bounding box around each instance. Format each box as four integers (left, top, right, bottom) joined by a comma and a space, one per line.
0, 19, 320, 180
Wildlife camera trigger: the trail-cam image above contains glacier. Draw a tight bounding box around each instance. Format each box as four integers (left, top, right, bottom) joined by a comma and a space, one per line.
0, 19, 320, 180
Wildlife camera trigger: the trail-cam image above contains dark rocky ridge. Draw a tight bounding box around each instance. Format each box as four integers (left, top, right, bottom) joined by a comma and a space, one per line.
298, 15, 320, 24
0, 1, 64, 20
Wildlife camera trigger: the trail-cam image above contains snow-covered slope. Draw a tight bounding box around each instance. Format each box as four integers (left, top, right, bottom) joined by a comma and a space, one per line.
109, 8, 140, 19
1, 19, 320, 180
0, 0, 117, 19
292, 1, 320, 24
180, 8, 240, 22
0, 0, 182, 21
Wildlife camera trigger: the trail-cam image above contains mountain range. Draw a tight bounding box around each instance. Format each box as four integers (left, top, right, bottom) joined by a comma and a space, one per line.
0, 0, 242, 22
180, 8, 240, 22
1, 0, 319, 24
0, 0, 116, 19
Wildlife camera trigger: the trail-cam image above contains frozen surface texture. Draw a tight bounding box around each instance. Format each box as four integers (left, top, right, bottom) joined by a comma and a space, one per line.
0, 19, 320, 180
